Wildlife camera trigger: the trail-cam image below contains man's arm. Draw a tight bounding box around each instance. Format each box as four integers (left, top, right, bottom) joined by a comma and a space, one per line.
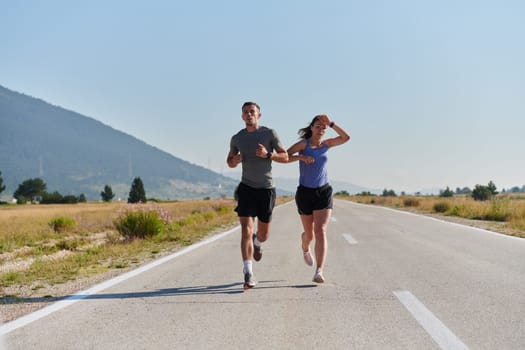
256, 143, 288, 163
227, 152, 242, 168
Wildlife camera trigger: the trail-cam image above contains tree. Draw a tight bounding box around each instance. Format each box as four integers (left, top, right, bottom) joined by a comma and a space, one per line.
128, 177, 146, 203
61, 195, 79, 204
0, 170, 5, 195
487, 180, 498, 196
440, 186, 454, 197
101, 185, 115, 202
382, 189, 397, 197
459, 187, 472, 195
335, 190, 350, 196
357, 191, 375, 196
39, 191, 81, 204
14, 178, 47, 202
40, 191, 64, 204
471, 184, 492, 201
455, 187, 471, 195
509, 186, 522, 193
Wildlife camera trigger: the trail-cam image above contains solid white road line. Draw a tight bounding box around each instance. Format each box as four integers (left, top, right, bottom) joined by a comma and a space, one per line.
393, 290, 469, 350
343, 233, 358, 244
0, 225, 241, 336
338, 199, 524, 242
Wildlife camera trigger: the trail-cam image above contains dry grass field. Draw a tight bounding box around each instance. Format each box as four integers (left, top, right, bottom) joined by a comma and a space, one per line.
339, 193, 525, 238
0, 197, 293, 322
0, 199, 242, 321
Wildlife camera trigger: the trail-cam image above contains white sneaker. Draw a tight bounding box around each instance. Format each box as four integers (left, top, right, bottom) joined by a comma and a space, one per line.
303, 250, 313, 266
243, 269, 256, 289
301, 232, 313, 266
312, 270, 325, 283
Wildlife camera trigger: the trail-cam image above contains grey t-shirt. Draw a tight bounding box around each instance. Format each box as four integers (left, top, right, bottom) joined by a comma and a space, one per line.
229, 126, 284, 189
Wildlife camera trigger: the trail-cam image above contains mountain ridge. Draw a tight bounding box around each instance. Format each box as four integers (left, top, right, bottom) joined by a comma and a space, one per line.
0, 84, 237, 200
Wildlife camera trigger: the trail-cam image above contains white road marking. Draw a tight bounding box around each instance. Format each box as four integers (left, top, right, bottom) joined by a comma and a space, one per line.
338, 199, 524, 242
343, 233, 358, 244
0, 225, 241, 336
330, 216, 337, 222
394, 290, 469, 350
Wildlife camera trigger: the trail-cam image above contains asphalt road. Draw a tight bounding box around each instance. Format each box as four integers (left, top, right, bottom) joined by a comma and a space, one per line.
2, 199, 524, 349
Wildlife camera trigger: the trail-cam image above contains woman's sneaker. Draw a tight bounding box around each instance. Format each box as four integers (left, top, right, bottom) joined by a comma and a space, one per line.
303, 250, 313, 266
312, 270, 325, 283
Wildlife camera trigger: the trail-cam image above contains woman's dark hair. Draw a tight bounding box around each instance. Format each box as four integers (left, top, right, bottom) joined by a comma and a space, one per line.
298, 115, 321, 140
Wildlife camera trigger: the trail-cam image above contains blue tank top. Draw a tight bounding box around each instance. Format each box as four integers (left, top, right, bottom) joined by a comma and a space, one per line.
299, 139, 329, 188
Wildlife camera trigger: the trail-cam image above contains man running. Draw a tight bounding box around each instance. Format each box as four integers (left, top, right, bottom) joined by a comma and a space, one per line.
227, 101, 288, 289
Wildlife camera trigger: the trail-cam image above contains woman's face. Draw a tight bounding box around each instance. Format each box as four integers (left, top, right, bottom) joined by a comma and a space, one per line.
310, 120, 327, 136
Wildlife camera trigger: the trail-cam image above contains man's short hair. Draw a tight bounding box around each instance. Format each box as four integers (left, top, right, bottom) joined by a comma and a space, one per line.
242, 101, 260, 111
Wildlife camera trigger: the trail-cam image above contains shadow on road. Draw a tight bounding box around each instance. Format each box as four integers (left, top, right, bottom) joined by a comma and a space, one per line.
1, 281, 318, 304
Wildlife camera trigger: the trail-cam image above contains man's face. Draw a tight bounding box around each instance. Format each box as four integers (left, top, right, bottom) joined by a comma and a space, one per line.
241, 105, 261, 126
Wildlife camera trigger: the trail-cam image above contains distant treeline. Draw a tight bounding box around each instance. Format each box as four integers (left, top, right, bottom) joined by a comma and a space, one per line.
337, 181, 525, 201
503, 185, 525, 193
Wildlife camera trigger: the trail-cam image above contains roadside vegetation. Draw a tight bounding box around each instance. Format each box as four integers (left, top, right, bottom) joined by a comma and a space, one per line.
0, 200, 240, 299
338, 193, 525, 238
0, 197, 292, 310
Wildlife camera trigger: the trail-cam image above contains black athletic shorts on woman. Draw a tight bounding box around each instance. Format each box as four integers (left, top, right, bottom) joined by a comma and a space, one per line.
295, 183, 333, 215
234, 182, 276, 223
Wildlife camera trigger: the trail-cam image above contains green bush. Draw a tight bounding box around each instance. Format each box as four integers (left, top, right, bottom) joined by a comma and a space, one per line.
16, 196, 28, 205
335, 190, 350, 196
41, 191, 79, 204
56, 239, 80, 251
49, 216, 76, 233
483, 198, 511, 222
114, 203, 171, 239
449, 204, 467, 217
403, 198, 420, 207
433, 202, 450, 213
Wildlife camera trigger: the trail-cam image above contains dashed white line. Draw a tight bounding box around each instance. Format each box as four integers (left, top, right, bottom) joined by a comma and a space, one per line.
394, 290, 469, 350
343, 233, 358, 244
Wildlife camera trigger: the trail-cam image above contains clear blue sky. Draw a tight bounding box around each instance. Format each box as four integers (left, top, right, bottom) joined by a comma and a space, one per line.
1, 0, 524, 193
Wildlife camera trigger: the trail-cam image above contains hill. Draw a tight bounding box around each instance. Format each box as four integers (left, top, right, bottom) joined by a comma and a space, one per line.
0, 85, 237, 200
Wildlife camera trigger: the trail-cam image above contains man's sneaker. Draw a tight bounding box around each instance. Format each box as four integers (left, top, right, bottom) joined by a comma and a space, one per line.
243, 270, 256, 290
312, 270, 325, 283
303, 250, 313, 266
253, 233, 263, 262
